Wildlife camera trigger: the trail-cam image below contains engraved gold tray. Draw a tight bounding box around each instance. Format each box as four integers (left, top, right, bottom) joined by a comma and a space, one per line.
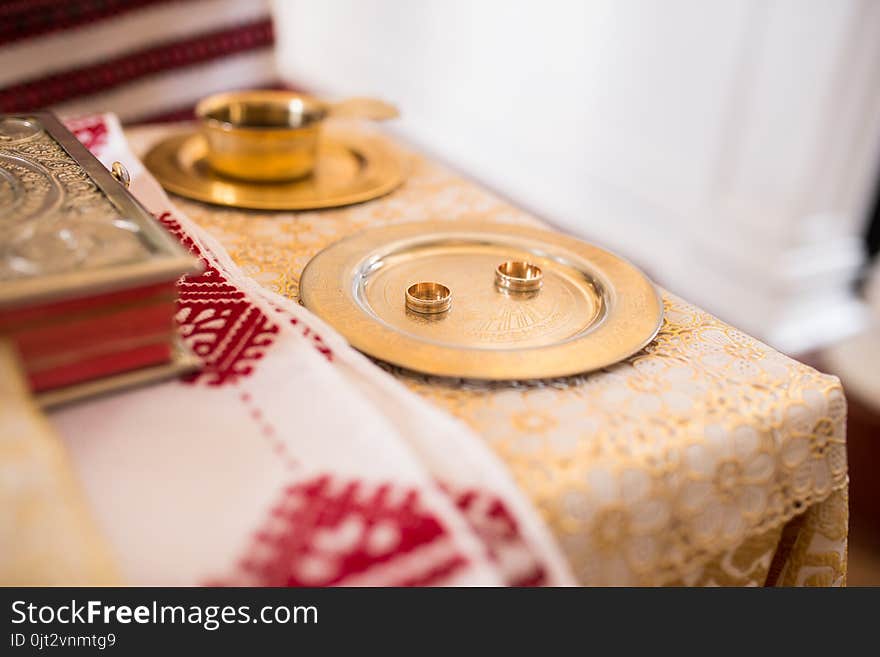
300, 222, 663, 379
143, 126, 405, 210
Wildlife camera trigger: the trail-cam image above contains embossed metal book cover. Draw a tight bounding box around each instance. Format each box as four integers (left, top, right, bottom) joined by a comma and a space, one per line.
0, 112, 201, 405
0, 112, 199, 308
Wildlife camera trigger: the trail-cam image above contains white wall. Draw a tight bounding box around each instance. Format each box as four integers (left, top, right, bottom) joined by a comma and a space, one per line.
273, 0, 880, 352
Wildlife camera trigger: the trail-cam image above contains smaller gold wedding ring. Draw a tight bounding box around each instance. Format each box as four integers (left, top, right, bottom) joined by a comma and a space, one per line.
406, 282, 452, 314
495, 260, 543, 293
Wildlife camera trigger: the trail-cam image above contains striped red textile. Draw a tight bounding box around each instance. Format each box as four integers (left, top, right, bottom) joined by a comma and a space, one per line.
0, 0, 174, 46
0, 0, 279, 122
0, 17, 274, 113
127, 103, 205, 125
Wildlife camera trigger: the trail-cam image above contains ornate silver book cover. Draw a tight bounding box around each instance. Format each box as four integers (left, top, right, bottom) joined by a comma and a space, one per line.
0, 112, 200, 309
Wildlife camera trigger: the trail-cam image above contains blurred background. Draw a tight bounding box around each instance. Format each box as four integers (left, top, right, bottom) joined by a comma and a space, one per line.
1, 0, 878, 583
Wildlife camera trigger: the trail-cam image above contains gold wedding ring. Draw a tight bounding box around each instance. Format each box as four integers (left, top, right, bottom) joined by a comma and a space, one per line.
405, 282, 452, 314
495, 261, 543, 293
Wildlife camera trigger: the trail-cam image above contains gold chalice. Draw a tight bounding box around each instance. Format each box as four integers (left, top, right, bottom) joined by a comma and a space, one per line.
196, 90, 400, 183
196, 90, 326, 182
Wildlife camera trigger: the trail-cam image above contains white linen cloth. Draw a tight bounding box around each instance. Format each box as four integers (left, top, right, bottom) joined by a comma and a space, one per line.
49, 114, 574, 586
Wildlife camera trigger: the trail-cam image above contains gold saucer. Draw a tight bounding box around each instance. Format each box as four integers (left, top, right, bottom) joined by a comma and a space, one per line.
143, 126, 405, 210
300, 221, 663, 380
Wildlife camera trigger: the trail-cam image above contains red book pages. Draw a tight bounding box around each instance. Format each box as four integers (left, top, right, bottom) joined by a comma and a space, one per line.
0, 280, 176, 330
0, 281, 181, 393
11, 298, 176, 362
29, 341, 174, 392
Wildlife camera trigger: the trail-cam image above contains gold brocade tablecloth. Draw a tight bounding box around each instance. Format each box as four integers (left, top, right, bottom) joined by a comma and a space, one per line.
129, 123, 849, 586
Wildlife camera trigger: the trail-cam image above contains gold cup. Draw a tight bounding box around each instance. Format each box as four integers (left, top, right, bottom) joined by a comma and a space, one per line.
405, 282, 452, 315
195, 90, 327, 182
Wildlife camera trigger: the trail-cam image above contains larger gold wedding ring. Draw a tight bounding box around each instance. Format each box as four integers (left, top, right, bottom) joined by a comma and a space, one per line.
405, 282, 452, 314
495, 260, 543, 293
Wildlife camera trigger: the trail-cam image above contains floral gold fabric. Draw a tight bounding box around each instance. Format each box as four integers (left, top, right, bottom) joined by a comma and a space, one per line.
0, 340, 117, 585
128, 123, 848, 586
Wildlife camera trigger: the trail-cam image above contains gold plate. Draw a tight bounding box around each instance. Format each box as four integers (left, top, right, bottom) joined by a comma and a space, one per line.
143, 126, 405, 210
300, 221, 663, 380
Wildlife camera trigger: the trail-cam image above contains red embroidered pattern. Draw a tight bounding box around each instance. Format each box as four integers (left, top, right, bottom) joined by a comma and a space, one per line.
238, 391, 296, 469
157, 212, 279, 386
66, 116, 108, 152
219, 476, 550, 587
286, 313, 333, 362
215, 475, 470, 586
450, 488, 547, 586
156, 212, 335, 384
0, 18, 274, 112
0, 0, 173, 48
